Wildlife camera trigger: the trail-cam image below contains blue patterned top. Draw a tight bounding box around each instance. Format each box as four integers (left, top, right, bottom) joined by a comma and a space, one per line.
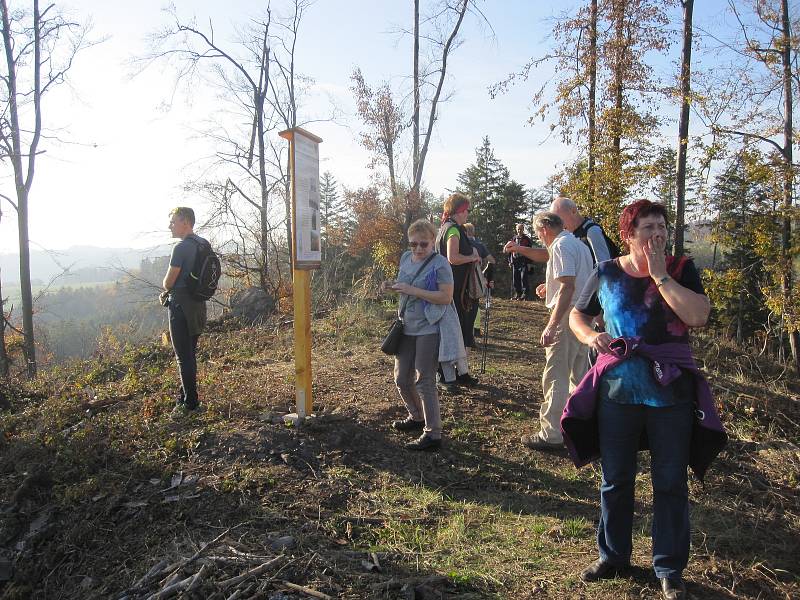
574, 257, 705, 406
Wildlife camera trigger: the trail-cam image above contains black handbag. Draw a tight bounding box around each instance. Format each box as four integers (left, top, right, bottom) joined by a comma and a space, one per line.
380, 253, 437, 355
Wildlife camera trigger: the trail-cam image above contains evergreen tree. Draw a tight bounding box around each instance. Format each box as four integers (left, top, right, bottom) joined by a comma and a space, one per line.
456, 137, 529, 257
704, 150, 771, 343
319, 171, 349, 255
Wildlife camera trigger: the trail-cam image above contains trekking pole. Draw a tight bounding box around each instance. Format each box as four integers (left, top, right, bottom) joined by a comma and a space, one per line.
481, 288, 490, 373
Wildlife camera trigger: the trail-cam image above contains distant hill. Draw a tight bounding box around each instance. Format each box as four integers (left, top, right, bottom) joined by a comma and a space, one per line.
0, 244, 173, 283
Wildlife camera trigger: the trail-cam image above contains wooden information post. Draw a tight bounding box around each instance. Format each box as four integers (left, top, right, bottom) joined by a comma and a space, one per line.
278, 127, 322, 420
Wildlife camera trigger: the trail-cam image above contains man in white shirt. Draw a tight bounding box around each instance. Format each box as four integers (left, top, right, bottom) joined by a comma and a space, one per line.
507, 212, 594, 451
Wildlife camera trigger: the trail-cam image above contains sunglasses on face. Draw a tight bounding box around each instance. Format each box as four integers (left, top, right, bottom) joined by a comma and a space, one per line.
409, 241, 430, 249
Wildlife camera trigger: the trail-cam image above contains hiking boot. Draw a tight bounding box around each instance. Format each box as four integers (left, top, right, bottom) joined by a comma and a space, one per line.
580, 559, 630, 582
405, 434, 442, 452
456, 373, 479, 387
521, 432, 564, 452
660, 577, 686, 600
392, 416, 425, 432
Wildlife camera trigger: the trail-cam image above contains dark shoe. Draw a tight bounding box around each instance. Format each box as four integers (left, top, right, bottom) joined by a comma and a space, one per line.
405, 434, 442, 452
392, 416, 425, 432
521, 432, 564, 452
456, 373, 479, 387
660, 577, 686, 600
439, 382, 460, 394
580, 559, 630, 582
474, 327, 481, 337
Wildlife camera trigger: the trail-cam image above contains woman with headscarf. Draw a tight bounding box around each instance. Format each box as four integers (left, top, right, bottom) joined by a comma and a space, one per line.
436, 193, 482, 387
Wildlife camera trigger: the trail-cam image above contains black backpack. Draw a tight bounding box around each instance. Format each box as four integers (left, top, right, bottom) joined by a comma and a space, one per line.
186, 236, 221, 300
573, 218, 621, 261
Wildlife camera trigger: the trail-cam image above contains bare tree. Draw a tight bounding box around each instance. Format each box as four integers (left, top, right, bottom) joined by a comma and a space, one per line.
142, 1, 315, 304
0, 0, 91, 377
410, 0, 470, 204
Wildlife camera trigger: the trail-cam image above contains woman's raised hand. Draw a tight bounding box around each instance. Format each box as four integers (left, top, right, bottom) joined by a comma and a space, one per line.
643, 235, 668, 279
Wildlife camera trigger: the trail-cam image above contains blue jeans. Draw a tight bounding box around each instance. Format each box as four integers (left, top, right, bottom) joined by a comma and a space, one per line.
596, 398, 693, 579
169, 303, 200, 409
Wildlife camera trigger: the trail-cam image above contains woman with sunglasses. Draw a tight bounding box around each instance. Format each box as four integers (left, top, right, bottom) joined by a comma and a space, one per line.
435, 193, 482, 386
382, 219, 454, 451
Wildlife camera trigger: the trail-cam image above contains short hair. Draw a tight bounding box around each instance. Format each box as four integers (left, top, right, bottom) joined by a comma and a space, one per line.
169, 207, 195, 226
408, 218, 437, 240
552, 196, 577, 212
532, 211, 563, 232
463, 222, 475, 236
619, 200, 668, 238
442, 192, 470, 217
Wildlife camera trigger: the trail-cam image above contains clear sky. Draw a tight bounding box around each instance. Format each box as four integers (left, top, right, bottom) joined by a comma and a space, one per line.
0, 0, 734, 254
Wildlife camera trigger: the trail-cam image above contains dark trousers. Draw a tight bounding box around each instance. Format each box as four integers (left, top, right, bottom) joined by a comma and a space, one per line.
512, 264, 529, 298
596, 398, 693, 579
455, 294, 478, 348
169, 304, 200, 408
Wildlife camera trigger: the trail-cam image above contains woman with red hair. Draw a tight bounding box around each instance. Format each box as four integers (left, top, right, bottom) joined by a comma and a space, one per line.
567, 199, 714, 600
436, 193, 482, 386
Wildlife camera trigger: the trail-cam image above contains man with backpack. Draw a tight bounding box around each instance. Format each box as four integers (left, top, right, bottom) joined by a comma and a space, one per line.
550, 196, 620, 265
161, 206, 219, 416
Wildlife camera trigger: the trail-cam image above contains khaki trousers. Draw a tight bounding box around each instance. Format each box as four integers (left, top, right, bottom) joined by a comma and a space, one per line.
540, 311, 588, 443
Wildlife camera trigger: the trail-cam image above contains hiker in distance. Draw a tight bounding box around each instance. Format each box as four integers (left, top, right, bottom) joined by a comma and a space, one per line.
381, 219, 458, 452
564, 200, 722, 600
507, 223, 533, 300
161, 207, 209, 416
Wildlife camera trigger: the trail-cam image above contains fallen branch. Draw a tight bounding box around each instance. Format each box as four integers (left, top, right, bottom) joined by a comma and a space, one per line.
158, 525, 242, 586
218, 555, 283, 590
278, 581, 333, 600
145, 565, 206, 600
369, 575, 449, 590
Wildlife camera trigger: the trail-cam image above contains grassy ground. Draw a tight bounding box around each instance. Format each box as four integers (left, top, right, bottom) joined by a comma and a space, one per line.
0, 298, 798, 599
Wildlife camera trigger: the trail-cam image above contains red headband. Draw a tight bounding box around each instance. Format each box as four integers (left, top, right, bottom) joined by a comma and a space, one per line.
442, 202, 469, 222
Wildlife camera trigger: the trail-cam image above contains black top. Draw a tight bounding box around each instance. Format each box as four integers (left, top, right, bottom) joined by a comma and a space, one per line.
436, 219, 474, 296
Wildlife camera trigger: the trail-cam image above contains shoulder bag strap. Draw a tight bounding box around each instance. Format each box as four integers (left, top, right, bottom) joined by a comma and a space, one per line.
398, 253, 437, 319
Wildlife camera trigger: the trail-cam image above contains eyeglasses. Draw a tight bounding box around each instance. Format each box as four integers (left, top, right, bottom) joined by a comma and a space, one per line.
409, 241, 430, 249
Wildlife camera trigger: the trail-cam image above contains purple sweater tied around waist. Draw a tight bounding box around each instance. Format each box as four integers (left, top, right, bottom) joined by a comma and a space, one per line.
560, 336, 728, 482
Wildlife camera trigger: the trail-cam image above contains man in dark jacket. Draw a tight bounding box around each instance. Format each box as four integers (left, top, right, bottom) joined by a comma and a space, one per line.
508, 223, 533, 299
161, 207, 208, 416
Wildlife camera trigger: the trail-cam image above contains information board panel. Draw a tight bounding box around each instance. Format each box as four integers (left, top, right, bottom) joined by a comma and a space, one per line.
282, 128, 322, 269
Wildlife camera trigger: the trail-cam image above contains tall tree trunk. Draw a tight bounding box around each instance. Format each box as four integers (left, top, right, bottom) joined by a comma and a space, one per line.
611, 0, 625, 202
257, 24, 271, 293
587, 0, 597, 207
412, 0, 468, 197
674, 0, 693, 258
412, 0, 420, 183
1, 0, 39, 378
780, 0, 799, 370
404, 0, 421, 247
0, 268, 8, 378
